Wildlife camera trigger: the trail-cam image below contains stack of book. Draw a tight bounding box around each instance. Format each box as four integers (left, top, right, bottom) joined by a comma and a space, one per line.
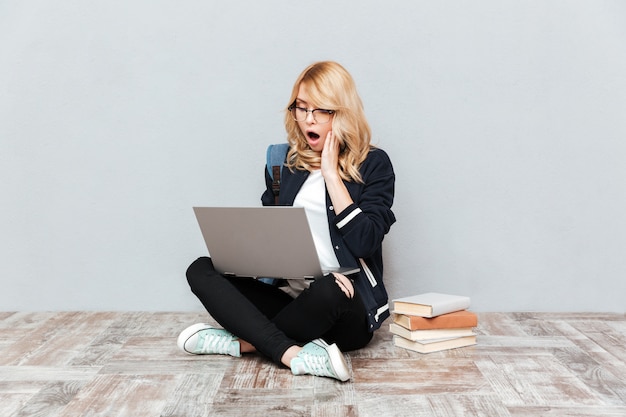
390, 292, 478, 353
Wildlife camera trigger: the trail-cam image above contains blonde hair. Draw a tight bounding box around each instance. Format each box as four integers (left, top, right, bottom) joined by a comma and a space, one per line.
284, 61, 372, 183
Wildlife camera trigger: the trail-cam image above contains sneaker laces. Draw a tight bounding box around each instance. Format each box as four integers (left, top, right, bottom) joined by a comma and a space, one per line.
298, 348, 335, 378
196, 330, 236, 355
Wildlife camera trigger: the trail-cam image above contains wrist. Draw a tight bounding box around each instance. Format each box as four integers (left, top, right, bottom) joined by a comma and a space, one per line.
322, 167, 341, 182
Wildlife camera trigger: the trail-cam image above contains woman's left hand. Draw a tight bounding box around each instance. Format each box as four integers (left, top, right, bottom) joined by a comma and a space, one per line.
332, 273, 354, 299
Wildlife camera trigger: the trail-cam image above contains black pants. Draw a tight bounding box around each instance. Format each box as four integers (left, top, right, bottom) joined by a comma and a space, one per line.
186, 257, 373, 364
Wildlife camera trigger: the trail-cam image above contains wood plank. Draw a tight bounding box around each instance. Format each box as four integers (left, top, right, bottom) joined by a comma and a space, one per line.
355, 393, 433, 417
0, 392, 37, 417
428, 394, 514, 417
59, 374, 178, 417
352, 357, 490, 395
11, 380, 86, 417
160, 373, 223, 417
507, 405, 626, 416
475, 354, 604, 407
0, 312, 117, 367
0, 366, 100, 382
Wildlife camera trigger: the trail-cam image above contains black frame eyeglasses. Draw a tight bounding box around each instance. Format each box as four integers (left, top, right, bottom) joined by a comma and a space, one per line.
288, 104, 335, 124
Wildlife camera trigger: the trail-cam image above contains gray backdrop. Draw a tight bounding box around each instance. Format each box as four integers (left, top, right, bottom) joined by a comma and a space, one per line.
2, 1, 625, 312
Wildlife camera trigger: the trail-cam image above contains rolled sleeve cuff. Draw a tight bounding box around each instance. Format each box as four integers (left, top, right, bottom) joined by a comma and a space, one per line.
335, 204, 362, 230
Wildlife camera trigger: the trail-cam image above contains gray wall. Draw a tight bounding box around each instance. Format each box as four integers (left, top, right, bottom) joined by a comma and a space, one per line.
2, 1, 625, 312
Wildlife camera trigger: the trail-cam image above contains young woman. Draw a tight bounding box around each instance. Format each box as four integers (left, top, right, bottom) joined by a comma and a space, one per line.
178, 61, 396, 382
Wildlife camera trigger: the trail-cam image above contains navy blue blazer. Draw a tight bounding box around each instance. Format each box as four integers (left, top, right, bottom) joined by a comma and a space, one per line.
261, 148, 396, 331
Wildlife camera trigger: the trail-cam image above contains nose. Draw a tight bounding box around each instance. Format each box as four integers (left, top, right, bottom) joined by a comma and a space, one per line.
305, 110, 316, 124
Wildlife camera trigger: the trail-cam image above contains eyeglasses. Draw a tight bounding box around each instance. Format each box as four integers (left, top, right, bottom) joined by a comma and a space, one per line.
288, 104, 335, 124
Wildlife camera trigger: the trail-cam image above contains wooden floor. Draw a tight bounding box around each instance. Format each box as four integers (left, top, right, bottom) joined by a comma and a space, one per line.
1, 312, 625, 417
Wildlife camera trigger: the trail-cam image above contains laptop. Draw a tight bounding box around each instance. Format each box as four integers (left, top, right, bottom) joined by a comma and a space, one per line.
193, 206, 359, 279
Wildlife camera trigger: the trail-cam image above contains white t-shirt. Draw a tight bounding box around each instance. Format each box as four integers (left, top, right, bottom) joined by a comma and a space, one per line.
281, 170, 340, 298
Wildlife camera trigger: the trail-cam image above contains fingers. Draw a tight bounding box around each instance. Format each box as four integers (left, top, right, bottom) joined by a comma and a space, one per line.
333, 273, 354, 299
325, 131, 340, 153
321, 131, 340, 177
322, 131, 333, 156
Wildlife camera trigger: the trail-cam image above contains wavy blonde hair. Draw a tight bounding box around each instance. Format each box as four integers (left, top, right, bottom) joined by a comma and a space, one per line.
284, 61, 372, 183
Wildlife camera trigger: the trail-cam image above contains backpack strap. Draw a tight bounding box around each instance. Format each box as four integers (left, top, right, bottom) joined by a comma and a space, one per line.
266, 143, 289, 205
259, 143, 289, 287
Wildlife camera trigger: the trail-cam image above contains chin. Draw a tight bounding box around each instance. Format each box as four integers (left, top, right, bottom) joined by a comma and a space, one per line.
307, 141, 323, 152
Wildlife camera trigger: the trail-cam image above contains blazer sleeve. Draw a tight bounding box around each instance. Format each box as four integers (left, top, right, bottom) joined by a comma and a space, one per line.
333, 149, 396, 258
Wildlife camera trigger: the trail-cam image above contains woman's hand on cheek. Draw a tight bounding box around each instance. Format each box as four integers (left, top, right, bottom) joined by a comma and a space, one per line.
320, 130, 354, 214
321, 131, 340, 181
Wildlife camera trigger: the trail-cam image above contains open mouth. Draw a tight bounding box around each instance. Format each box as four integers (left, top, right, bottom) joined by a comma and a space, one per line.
307, 132, 320, 140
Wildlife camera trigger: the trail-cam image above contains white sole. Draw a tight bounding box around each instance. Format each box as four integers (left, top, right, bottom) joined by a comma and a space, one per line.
314, 339, 351, 382
177, 323, 213, 354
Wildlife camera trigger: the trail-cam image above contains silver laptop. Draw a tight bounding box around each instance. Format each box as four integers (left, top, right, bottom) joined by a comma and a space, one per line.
193, 206, 359, 279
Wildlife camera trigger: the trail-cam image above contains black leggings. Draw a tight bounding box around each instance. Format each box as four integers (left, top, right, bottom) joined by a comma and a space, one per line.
186, 257, 373, 364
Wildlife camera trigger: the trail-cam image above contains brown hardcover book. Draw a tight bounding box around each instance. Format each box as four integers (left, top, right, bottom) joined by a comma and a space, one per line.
393, 334, 477, 354
389, 323, 475, 341
393, 310, 478, 330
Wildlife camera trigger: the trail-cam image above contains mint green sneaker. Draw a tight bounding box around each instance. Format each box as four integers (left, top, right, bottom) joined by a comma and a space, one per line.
177, 323, 241, 357
290, 339, 350, 382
